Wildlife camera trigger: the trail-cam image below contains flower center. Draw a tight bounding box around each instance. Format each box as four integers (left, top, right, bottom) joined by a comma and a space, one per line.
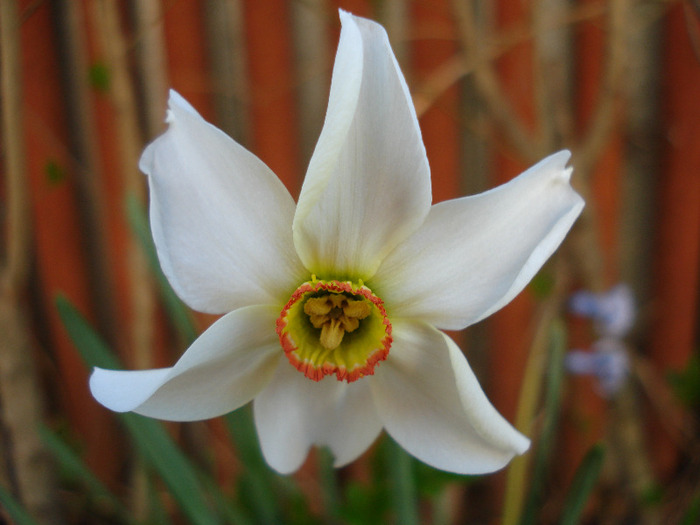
276, 278, 392, 382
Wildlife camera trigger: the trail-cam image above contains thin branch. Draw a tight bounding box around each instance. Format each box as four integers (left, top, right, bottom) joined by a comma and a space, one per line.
131, 0, 169, 140
451, 0, 543, 161
1, 3, 30, 289
532, 0, 575, 148
574, 0, 629, 176
52, 0, 119, 347
90, 0, 155, 364
291, 0, 331, 164
203, 0, 251, 145
0, 1, 61, 522
416, 2, 606, 118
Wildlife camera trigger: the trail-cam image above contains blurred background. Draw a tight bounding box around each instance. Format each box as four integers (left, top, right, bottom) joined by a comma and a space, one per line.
1, 0, 699, 523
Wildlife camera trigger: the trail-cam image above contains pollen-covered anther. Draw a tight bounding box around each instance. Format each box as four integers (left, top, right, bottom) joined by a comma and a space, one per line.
276, 279, 392, 382
304, 295, 371, 349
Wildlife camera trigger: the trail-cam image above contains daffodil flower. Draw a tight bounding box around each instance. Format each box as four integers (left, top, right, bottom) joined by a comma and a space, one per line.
90, 11, 584, 475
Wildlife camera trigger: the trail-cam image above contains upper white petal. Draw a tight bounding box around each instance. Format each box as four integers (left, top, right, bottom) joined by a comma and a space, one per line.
140, 91, 306, 314
369, 320, 530, 474
89, 305, 281, 421
253, 359, 383, 474
373, 151, 584, 330
293, 11, 431, 279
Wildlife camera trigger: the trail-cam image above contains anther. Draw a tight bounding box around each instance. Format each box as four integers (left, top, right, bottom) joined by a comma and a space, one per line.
276, 279, 392, 382
304, 294, 371, 349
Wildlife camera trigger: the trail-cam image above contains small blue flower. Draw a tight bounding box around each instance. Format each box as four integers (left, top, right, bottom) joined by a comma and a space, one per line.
566, 338, 629, 397
569, 284, 635, 337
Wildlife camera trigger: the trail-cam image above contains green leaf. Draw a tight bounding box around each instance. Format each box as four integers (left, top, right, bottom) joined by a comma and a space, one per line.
120, 415, 225, 525
56, 294, 120, 369
560, 444, 605, 525
89, 62, 110, 92
125, 193, 198, 345
520, 319, 567, 525
38, 425, 133, 523
681, 493, 700, 525
225, 408, 281, 525
45, 160, 67, 185
667, 354, 700, 407
387, 437, 419, 525
145, 473, 174, 525
0, 484, 40, 525
55, 295, 222, 525
317, 448, 342, 522
529, 269, 555, 299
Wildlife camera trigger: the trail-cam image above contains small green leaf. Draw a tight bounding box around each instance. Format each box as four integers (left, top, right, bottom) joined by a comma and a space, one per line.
529, 270, 555, 299
89, 62, 110, 92
45, 160, 67, 185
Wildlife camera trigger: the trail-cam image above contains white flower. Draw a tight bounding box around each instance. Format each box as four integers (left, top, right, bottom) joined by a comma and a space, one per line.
90, 11, 584, 475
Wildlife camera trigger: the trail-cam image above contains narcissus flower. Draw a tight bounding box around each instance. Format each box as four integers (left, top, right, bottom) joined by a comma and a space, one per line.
90, 11, 584, 475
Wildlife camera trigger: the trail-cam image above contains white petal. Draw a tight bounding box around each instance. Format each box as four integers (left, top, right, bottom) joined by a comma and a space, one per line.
293, 11, 431, 280
141, 91, 306, 314
254, 359, 383, 474
369, 320, 530, 474
373, 151, 584, 330
90, 305, 281, 421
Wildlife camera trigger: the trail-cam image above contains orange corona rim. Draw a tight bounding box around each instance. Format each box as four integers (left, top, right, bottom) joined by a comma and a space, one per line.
276, 278, 392, 382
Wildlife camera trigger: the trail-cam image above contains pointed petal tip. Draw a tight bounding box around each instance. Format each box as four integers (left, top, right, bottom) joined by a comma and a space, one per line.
370, 322, 534, 474
294, 6, 431, 278
550, 150, 580, 185
338, 8, 359, 24
139, 87, 304, 312
164, 89, 199, 123
553, 148, 572, 162
514, 433, 531, 455
338, 10, 390, 45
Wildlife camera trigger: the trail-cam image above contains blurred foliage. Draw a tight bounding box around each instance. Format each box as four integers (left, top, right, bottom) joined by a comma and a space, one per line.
45, 293, 616, 524
88, 62, 111, 92
44, 160, 67, 186
668, 353, 700, 408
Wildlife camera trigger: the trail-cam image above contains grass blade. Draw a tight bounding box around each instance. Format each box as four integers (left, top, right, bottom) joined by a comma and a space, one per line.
387, 437, 419, 525
225, 408, 280, 525
318, 447, 342, 522
0, 485, 40, 525
125, 193, 197, 345
520, 319, 567, 524
38, 425, 134, 523
55, 295, 222, 525
560, 444, 605, 525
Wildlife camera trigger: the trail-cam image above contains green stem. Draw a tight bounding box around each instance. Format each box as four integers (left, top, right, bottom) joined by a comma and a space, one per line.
388, 439, 419, 525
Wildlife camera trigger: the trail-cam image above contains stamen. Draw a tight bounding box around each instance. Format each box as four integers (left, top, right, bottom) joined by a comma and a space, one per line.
303, 295, 370, 349
276, 279, 392, 382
